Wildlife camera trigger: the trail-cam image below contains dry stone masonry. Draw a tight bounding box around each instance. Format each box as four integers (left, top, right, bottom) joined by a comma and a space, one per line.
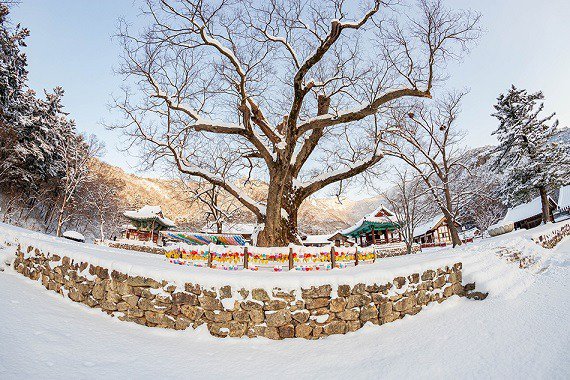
13, 244, 471, 340
105, 242, 167, 255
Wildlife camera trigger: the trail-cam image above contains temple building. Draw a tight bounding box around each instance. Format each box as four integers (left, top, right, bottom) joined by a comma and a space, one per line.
341, 205, 401, 247
413, 214, 461, 247
499, 195, 557, 230
301, 231, 354, 247
122, 205, 176, 244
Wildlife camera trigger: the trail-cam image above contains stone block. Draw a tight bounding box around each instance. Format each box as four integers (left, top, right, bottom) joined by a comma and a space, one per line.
330, 298, 347, 313
219, 285, 232, 299
249, 309, 265, 323
252, 288, 270, 302
278, 324, 295, 339
265, 309, 291, 327
292, 310, 310, 323
351, 283, 366, 295
393, 277, 407, 289
421, 270, 436, 281
305, 297, 330, 310
180, 305, 204, 320
324, 320, 346, 335
126, 276, 161, 288
264, 326, 281, 340
337, 285, 351, 297
359, 305, 378, 322
302, 284, 332, 299
229, 321, 248, 337
263, 299, 287, 311
337, 309, 359, 321
295, 323, 312, 338
199, 296, 222, 311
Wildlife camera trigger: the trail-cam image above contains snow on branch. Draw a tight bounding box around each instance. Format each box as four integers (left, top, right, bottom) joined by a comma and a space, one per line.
296, 153, 384, 198
174, 157, 266, 219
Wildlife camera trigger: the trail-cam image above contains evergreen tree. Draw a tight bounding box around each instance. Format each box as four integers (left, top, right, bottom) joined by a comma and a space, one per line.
0, 3, 29, 126
492, 85, 569, 224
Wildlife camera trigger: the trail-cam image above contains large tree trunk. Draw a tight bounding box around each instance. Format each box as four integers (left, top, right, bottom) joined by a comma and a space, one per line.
538, 186, 551, 224
255, 172, 301, 247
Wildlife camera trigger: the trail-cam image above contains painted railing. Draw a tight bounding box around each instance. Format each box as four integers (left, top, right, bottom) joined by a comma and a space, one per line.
164, 242, 411, 272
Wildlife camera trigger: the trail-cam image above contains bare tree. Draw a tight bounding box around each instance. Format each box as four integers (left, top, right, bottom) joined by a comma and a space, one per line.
382, 91, 470, 247
55, 134, 104, 237
112, 0, 480, 246
173, 139, 253, 233
381, 169, 429, 254
83, 160, 126, 240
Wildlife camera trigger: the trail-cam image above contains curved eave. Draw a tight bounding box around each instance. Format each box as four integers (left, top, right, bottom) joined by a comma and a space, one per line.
124, 215, 176, 228
342, 220, 400, 238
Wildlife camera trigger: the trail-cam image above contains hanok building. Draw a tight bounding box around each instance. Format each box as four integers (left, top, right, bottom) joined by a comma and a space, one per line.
341, 205, 402, 247
122, 205, 176, 244
301, 231, 354, 247
500, 195, 557, 230
413, 214, 461, 247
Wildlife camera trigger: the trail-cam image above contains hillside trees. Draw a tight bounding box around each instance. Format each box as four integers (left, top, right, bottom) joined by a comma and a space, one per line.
113, 0, 480, 246
54, 134, 104, 237
492, 86, 569, 224
0, 3, 123, 239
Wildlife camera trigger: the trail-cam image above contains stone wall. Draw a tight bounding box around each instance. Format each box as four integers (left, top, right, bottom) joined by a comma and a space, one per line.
105, 242, 166, 255
375, 242, 421, 258
534, 223, 570, 249
13, 244, 468, 340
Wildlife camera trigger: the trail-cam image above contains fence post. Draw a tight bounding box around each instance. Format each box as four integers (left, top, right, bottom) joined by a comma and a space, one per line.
243, 246, 249, 269
330, 246, 336, 269
354, 246, 359, 266
207, 244, 213, 268
288, 246, 294, 270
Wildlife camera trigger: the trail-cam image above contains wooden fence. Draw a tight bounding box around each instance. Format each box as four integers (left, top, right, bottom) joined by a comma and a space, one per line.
164, 242, 415, 272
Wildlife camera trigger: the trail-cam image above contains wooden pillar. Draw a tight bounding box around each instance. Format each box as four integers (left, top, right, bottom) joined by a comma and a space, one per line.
288, 247, 294, 270
371, 227, 376, 245
355, 246, 359, 266
207, 247, 213, 268
330, 246, 336, 269
243, 246, 249, 269
384, 229, 389, 244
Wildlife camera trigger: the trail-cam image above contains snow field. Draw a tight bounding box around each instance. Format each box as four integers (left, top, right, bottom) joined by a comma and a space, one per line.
0, 221, 568, 378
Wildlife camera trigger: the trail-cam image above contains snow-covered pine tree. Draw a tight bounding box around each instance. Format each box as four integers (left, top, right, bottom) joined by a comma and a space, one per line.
0, 3, 32, 178
0, 3, 29, 124
492, 85, 569, 224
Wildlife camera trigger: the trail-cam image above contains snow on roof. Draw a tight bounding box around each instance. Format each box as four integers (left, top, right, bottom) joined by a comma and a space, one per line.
123, 205, 176, 228
303, 233, 334, 245
413, 214, 445, 238
502, 195, 556, 223
341, 204, 397, 235
62, 230, 85, 242
557, 185, 570, 209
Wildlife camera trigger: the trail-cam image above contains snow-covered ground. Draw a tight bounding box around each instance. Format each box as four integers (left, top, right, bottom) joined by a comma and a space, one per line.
0, 222, 568, 379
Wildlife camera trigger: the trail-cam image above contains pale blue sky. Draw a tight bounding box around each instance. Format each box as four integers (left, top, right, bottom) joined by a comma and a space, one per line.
10, 0, 570, 177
